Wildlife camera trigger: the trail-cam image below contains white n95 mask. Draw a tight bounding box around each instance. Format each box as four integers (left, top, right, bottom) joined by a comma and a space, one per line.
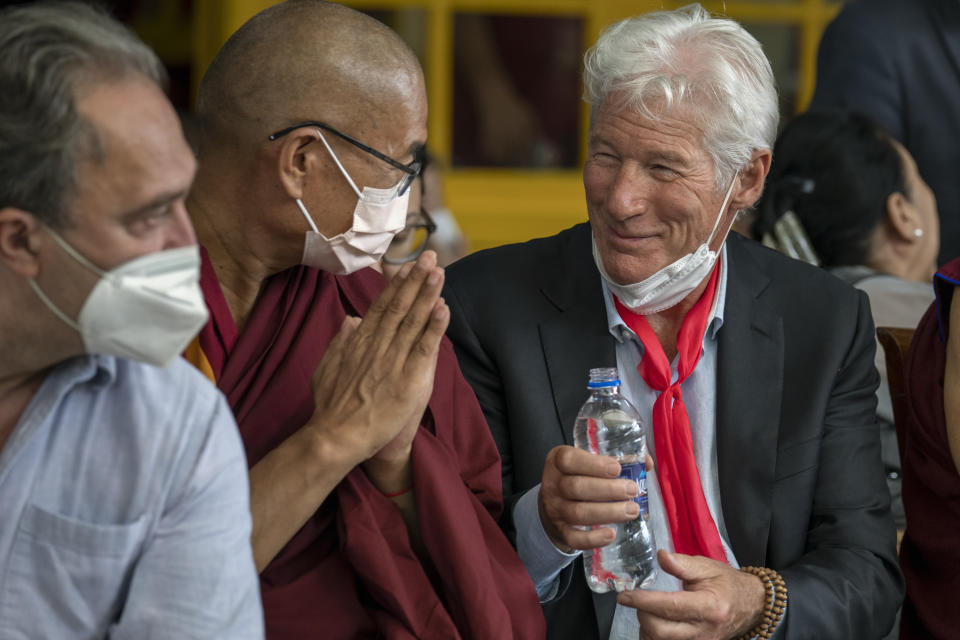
297, 130, 409, 274
595, 175, 739, 314
28, 229, 209, 367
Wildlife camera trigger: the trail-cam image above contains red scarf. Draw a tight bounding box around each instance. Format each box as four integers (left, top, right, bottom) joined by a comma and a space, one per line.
613, 263, 727, 562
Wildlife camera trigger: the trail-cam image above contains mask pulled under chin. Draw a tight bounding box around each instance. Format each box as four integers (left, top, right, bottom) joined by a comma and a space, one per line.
29, 232, 209, 368
594, 175, 738, 314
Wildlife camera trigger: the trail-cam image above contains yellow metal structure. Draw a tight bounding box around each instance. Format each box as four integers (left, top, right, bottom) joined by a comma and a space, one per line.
193, 0, 842, 252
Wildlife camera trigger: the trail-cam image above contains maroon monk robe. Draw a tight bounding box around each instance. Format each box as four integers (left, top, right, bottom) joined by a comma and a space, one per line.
191, 248, 545, 639
900, 258, 960, 640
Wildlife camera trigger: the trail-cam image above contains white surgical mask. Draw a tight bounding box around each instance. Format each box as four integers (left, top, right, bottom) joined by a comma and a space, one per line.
28, 229, 209, 367
297, 130, 409, 274
594, 175, 739, 314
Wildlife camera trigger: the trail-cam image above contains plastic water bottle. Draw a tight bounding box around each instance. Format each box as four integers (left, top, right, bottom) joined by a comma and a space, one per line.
572, 367, 657, 593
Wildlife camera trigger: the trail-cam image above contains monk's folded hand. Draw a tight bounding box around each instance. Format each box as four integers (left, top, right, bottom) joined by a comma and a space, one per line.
616, 550, 765, 640
538, 445, 643, 553
307, 251, 449, 490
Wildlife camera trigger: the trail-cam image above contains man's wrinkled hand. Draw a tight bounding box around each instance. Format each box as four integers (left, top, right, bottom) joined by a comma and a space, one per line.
617, 550, 765, 640
538, 445, 645, 553
305, 251, 448, 486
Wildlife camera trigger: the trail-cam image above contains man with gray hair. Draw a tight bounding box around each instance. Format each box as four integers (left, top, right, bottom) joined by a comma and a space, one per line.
445, 5, 903, 639
0, 3, 262, 636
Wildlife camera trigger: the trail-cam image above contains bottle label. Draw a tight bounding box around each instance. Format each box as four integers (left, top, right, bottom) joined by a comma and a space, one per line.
619, 462, 648, 516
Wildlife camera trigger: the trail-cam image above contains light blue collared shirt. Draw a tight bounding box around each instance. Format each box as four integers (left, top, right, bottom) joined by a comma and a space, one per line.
515, 248, 780, 639
0, 355, 264, 639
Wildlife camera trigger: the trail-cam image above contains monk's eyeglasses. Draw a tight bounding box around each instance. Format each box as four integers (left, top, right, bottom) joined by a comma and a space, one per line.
383, 208, 438, 264
268, 121, 423, 196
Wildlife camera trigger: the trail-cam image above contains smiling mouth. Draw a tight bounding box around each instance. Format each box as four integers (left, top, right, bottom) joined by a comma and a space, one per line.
607, 227, 660, 244
599, 217, 656, 240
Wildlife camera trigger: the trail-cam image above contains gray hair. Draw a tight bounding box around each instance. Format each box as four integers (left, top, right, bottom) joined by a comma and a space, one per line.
583, 3, 778, 188
0, 1, 166, 227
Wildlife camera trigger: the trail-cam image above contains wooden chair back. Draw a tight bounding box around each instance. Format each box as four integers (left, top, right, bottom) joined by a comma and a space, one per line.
876, 326, 916, 461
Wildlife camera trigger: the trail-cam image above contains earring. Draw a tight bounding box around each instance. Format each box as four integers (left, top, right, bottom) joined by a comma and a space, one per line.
914, 228, 924, 238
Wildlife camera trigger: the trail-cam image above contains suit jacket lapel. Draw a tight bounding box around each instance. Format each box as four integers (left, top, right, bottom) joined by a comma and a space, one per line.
536, 224, 619, 636
538, 224, 616, 446
716, 237, 783, 567
540, 317, 619, 634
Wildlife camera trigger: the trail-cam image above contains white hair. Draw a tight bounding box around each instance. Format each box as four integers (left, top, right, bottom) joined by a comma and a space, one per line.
583, 3, 778, 188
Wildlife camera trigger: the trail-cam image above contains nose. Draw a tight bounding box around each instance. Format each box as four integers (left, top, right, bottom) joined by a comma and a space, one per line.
163, 201, 197, 250
606, 165, 652, 220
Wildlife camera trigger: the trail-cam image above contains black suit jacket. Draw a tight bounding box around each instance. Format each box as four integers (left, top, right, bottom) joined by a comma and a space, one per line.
810, 0, 960, 265
444, 224, 904, 640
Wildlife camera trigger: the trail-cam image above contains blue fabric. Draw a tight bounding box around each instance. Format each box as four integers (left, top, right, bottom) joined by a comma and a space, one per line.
0, 355, 263, 639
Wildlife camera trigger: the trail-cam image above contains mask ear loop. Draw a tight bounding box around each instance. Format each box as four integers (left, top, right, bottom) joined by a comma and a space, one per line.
28, 278, 81, 331
641, 174, 740, 303
295, 198, 321, 234
315, 130, 363, 199
46, 227, 109, 278
704, 173, 740, 251
26, 226, 103, 332
27, 225, 112, 332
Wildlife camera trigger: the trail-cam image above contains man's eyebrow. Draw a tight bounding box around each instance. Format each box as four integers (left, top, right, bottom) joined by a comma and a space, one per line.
586, 135, 687, 167
587, 132, 610, 147
647, 149, 688, 166
117, 189, 187, 222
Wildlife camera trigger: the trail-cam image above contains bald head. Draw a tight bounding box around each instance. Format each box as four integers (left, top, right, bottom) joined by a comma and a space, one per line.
196, 0, 423, 154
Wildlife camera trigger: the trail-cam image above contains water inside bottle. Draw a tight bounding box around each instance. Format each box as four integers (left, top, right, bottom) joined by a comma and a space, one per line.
575, 409, 657, 592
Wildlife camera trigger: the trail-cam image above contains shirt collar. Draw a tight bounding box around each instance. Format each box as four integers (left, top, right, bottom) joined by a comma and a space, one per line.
0, 354, 116, 482
52, 354, 117, 390
601, 244, 728, 344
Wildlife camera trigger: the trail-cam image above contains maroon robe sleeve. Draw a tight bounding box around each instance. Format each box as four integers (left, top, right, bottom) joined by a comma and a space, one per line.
900, 257, 960, 639
196, 261, 545, 640
335, 271, 545, 640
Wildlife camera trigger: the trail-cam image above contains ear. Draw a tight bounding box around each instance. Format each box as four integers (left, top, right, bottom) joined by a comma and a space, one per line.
0, 207, 43, 278
884, 191, 920, 242
730, 148, 773, 212
275, 128, 326, 200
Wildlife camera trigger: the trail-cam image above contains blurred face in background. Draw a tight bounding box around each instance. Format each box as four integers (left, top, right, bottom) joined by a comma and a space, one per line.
381, 176, 426, 279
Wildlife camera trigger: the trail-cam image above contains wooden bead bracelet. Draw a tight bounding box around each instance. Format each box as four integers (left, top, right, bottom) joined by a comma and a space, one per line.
735, 566, 787, 639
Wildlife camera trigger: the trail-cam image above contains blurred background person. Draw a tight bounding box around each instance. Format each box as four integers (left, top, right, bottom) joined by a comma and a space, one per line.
811, 0, 960, 266
382, 154, 466, 280
382, 175, 435, 279
419, 156, 468, 266
754, 109, 940, 531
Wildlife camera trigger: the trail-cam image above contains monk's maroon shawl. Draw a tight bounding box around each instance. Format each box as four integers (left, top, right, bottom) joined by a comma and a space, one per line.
194, 248, 544, 639
900, 258, 960, 639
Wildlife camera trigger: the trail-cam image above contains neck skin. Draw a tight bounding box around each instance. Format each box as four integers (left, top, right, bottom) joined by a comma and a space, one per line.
0, 280, 83, 453
187, 161, 299, 334
866, 225, 935, 283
